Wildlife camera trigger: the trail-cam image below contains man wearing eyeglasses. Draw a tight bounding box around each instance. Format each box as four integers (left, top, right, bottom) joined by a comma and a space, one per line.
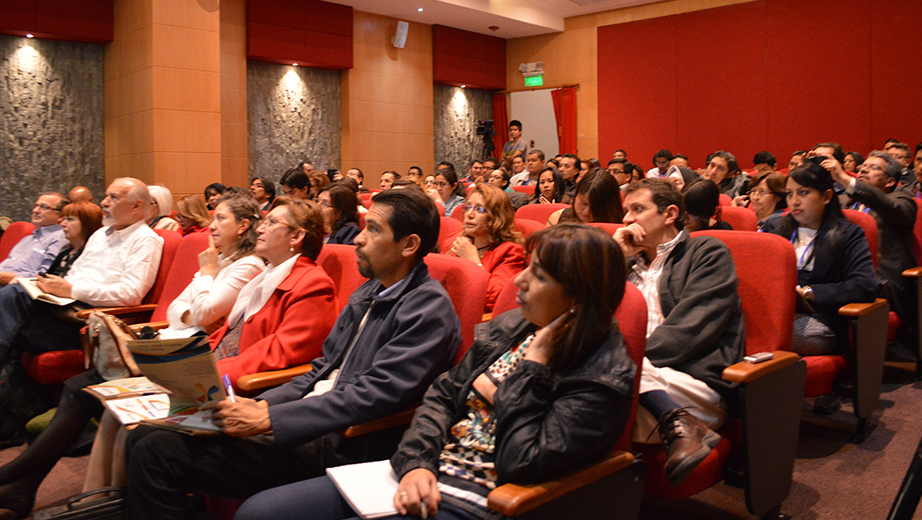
0, 192, 67, 286
828, 151, 917, 331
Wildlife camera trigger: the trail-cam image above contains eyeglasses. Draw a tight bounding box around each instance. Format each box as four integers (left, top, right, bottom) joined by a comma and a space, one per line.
434, 182, 450, 188
34, 203, 62, 212
859, 164, 886, 173
462, 204, 487, 214
318, 200, 332, 208
259, 216, 293, 230
750, 189, 772, 197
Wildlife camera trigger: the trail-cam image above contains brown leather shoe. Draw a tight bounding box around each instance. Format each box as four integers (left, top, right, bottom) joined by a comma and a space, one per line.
656, 409, 721, 485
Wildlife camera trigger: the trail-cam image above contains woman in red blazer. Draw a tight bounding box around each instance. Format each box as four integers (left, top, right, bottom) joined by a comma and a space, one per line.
211, 199, 338, 385
442, 184, 525, 313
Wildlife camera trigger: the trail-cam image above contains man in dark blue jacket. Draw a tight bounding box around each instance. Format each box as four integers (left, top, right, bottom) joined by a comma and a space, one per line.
126, 189, 462, 520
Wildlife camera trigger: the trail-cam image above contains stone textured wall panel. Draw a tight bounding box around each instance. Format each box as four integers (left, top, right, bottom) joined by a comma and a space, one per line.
433, 85, 492, 174
247, 62, 341, 186
0, 35, 104, 221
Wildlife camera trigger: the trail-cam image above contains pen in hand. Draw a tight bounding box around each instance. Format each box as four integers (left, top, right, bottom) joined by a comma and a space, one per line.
222, 374, 237, 403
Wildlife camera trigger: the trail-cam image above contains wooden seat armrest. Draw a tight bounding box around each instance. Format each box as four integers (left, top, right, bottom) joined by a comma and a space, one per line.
128, 321, 170, 333
482, 312, 493, 322
487, 451, 636, 517
236, 364, 313, 392
76, 304, 158, 320
722, 350, 800, 384
339, 408, 418, 438
838, 298, 888, 317
903, 266, 922, 278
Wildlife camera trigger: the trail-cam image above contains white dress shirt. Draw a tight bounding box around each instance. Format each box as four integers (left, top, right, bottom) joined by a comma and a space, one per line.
166, 254, 265, 332
66, 221, 164, 307
628, 230, 685, 339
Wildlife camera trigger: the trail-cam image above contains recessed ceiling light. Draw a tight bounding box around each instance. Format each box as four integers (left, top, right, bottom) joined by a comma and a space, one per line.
461, 85, 465, 88
418, 7, 423, 12
293, 63, 298, 66
26, 33, 34, 38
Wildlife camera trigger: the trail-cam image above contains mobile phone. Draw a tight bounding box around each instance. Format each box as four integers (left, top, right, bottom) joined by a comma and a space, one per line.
744, 352, 774, 364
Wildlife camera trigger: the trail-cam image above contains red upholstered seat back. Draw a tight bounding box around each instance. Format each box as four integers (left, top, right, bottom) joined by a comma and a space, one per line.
450, 204, 465, 221
911, 199, 922, 262
0, 221, 35, 260
150, 232, 210, 322
718, 193, 733, 206
315, 244, 365, 305
511, 185, 533, 195
143, 230, 183, 305
843, 209, 879, 270
438, 217, 463, 252
513, 218, 544, 241
587, 222, 624, 236
515, 203, 570, 225
695, 230, 797, 355
424, 253, 488, 365
720, 206, 758, 232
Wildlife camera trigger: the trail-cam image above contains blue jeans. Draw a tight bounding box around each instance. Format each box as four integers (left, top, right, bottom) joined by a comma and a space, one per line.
235, 475, 477, 520
0, 284, 34, 361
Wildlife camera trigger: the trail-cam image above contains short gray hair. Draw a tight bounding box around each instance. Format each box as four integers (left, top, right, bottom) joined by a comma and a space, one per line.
868, 150, 902, 181
113, 177, 152, 208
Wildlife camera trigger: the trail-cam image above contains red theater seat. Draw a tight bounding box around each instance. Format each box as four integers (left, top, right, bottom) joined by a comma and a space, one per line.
515, 203, 569, 225
0, 221, 35, 260
720, 206, 758, 231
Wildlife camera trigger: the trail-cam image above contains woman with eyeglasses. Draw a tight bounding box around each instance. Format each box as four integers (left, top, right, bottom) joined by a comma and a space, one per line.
175, 196, 213, 236
732, 172, 787, 231
318, 183, 361, 245
442, 185, 524, 313
429, 167, 466, 218
146, 185, 181, 232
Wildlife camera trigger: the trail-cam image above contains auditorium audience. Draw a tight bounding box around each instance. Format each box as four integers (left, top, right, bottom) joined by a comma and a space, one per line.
0, 192, 67, 286
67, 186, 94, 204
753, 151, 777, 175
125, 189, 461, 519
234, 224, 635, 520
608, 158, 634, 191
443, 184, 525, 312
146, 185, 181, 232
174, 196, 212, 236
379, 170, 400, 191
789, 150, 807, 171
319, 184, 361, 246
501, 119, 526, 163
843, 151, 864, 174
459, 160, 483, 185
702, 150, 749, 198
309, 170, 331, 200
249, 177, 276, 210
883, 141, 913, 186
510, 150, 545, 187
547, 168, 623, 226
345, 168, 370, 193
527, 166, 566, 204
615, 178, 744, 485
734, 171, 787, 230
429, 165, 466, 218
647, 149, 673, 178
0, 195, 268, 518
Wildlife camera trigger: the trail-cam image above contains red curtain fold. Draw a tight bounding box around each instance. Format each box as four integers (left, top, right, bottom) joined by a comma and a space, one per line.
551, 87, 577, 155
491, 94, 509, 161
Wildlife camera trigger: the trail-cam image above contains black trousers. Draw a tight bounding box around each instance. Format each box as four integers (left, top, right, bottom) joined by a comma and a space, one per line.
124, 426, 354, 520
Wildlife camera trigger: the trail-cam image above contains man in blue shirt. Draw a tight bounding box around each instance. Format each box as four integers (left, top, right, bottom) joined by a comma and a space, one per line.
0, 192, 67, 286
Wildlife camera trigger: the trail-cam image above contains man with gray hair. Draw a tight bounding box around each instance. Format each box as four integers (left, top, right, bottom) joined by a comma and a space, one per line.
827, 151, 917, 324
0, 192, 68, 286
0, 178, 163, 363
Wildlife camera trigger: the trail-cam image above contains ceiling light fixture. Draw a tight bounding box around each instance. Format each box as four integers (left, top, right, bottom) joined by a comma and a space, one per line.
26, 33, 34, 38
293, 63, 298, 66
418, 7, 423, 12
461, 85, 465, 88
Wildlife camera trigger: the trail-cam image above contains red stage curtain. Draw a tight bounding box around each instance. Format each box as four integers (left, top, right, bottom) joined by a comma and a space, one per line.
491, 94, 509, 161
551, 87, 577, 155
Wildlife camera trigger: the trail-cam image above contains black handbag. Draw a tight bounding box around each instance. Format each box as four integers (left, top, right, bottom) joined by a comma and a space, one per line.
30, 487, 125, 520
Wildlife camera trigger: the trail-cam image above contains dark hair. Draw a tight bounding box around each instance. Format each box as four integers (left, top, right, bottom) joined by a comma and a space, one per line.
339, 177, 360, 193
681, 179, 722, 231
482, 158, 499, 171
844, 151, 865, 171
783, 159, 843, 230
408, 166, 424, 176
250, 176, 276, 202
562, 153, 581, 169
280, 169, 310, 190
297, 160, 312, 172
370, 189, 440, 262
321, 183, 360, 235
887, 142, 910, 153
491, 168, 511, 189
392, 179, 423, 189
204, 183, 226, 199
751, 172, 787, 210
792, 150, 807, 158
466, 184, 522, 246
527, 149, 546, 162
436, 161, 455, 171
753, 151, 776, 167
813, 142, 845, 164
509, 120, 522, 131
281, 199, 325, 261
61, 202, 103, 244
708, 150, 741, 175
653, 149, 673, 163
381, 170, 401, 182
526, 224, 626, 373
574, 168, 623, 223
587, 158, 602, 170
624, 178, 686, 223
214, 193, 263, 261
533, 167, 566, 203
613, 149, 627, 158
435, 166, 467, 198
347, 168, 365, 181
223, 186, 250, 198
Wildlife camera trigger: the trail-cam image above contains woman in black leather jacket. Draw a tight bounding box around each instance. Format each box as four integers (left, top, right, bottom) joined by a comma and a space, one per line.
236, 224, 636, 520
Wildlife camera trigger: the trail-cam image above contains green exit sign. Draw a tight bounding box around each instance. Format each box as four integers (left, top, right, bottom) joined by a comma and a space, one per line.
524, 75, 544, 87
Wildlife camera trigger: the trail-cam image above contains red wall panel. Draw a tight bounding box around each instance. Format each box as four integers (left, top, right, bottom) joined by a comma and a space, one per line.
247, 0, 353, 70
598, 0, 919, 170
598, 17, 678, 168
433, 25, 505, 91
0, 0, 112, 44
